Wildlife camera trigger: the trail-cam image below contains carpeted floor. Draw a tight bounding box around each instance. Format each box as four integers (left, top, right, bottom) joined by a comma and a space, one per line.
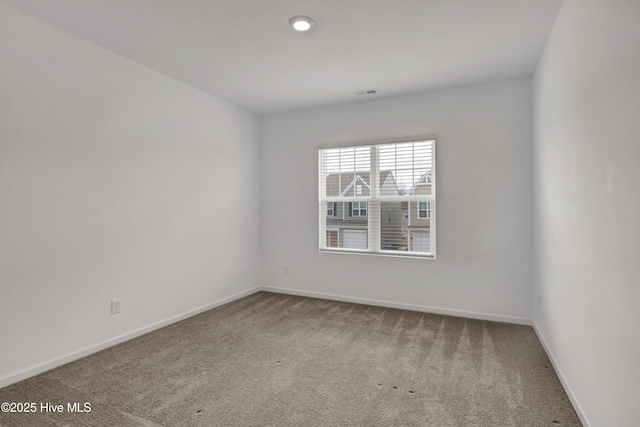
0, 292, 581, 426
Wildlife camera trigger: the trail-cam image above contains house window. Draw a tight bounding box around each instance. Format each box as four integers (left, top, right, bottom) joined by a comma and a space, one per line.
319, 139, 436, 258
418, 201, 431, 218
351, 202, 367, 217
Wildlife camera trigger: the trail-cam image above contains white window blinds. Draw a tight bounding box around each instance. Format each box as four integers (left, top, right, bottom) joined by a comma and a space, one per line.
319, 139, 436, 258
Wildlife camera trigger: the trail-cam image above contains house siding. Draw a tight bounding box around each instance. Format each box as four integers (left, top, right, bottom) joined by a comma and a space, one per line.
408, 183, 433, 227
323, 170, 407, 250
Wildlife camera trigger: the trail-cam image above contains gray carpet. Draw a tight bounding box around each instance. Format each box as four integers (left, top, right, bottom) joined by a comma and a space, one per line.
0, 292, 581, 426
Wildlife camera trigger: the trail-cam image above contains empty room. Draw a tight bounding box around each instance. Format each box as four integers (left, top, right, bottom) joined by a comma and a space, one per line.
0, 0, 638, 426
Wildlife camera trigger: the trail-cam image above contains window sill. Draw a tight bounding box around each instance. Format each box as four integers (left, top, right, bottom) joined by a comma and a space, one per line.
319, 248, 435, 260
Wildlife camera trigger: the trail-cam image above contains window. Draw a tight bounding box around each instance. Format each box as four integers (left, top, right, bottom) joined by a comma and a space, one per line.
319, 139, 435, 258
418, 201, 431, 218
351, 202, 367, 217
327, 202, 335, 217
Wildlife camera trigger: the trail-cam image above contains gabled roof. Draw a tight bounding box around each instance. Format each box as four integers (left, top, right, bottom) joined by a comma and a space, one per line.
325, 171, 397, 197
340, 175, 370, 196
405, 170, 433, 196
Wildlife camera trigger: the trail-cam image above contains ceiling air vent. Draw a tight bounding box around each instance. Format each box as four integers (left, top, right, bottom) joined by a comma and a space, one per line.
353, 89, 378, 96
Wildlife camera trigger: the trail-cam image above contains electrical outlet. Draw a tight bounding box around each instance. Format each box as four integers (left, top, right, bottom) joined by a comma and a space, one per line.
111, 299, 121, 315
283, 265, 289, 275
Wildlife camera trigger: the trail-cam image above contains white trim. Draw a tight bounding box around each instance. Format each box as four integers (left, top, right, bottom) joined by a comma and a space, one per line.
0, 286, 262, 389
323, 195, 430, 203
430, 141, 436, 252
319, 139, 436, 258
369, 147, 381, 252
2, 284, 585, 426
260, 286, 531, 325
318, 136, 437, 150
320, 247, 434, 259
532, 323, 592, 427
318, 153, 327, 249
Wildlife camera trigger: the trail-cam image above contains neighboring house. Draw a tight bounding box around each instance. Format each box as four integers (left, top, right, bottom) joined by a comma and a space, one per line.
324, 170, 433, 252
404, 171, 433, 252
324, 171, 402, 250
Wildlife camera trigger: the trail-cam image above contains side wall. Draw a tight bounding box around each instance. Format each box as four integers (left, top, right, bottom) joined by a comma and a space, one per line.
0, 6, 261, 384
261, 79, 533, 322
532, 0, 640, 425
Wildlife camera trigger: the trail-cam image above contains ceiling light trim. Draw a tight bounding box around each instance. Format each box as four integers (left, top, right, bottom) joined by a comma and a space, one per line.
289, 15, 314, 32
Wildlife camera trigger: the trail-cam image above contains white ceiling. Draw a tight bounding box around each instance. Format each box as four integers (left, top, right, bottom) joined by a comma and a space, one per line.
1, 0, 564, 115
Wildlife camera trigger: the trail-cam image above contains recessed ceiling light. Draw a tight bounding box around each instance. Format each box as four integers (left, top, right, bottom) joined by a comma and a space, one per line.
289, 15, 314, 32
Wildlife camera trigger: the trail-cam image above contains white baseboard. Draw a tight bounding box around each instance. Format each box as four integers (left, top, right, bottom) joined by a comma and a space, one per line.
0, 286, 262, 389
532, 323, 590, 427
2, 284, 587, 427
260, 286, 532, 325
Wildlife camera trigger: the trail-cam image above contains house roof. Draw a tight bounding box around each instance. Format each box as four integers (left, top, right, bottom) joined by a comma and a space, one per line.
325, 171, 395, 196
340, 174, 370, 197
405, 170, 433, 196
325, 170, 432, 197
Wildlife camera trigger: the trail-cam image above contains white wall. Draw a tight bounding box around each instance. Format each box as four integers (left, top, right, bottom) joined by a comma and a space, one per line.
262, 79, 533, 322
532, 0, 640, 425
0, 5, 261, 384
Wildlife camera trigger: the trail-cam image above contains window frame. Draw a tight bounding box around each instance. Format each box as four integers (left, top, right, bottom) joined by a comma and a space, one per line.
327, 202, 336, 217
351, 202, 367, 217
418, 201, 431, 219
318, 137, 436, 259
